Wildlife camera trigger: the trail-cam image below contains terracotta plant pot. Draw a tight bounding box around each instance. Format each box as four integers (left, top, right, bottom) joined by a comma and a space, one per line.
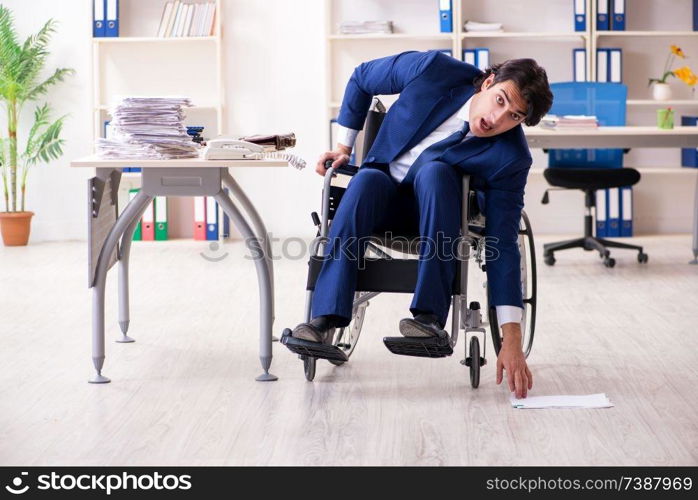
0, 211, 34, 246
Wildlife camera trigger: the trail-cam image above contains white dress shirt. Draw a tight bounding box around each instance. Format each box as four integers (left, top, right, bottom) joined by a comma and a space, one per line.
336, 96, 523, 327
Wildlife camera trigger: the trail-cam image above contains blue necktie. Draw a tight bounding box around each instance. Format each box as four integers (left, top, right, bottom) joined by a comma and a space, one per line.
401, 120, 470, 185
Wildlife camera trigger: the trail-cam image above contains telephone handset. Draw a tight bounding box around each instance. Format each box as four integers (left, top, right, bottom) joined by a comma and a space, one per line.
202, 136, 306, 170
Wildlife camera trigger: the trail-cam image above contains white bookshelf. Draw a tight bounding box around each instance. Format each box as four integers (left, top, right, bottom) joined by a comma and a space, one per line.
90, 0, 225, 240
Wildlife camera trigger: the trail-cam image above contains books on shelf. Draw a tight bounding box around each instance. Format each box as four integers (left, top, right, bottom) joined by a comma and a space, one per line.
157, 1, 216, 37
338, 20, 393, 35
463, 20, 503, 32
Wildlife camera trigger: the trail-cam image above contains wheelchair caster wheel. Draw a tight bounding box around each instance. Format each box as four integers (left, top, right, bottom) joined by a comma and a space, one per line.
544, 254, 555, 266
603, 257, 616, 268
469, 336, 480, 389
303, 356, 316, 381
638, 252, 648, 263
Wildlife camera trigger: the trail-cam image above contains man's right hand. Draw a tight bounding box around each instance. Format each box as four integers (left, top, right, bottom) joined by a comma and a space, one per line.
316, 145, 352, 176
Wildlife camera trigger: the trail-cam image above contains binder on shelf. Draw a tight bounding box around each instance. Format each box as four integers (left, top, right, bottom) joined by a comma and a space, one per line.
194, 196, 207, 240
611, 0, 625, 30
608, 187, 620, 237
596, 0, 609, 30
105, 0, 119, 37
205, 196, 219, 240
620, 186, 633, 237
462, 49, 476, 66
596, 48, 609, 82
609, 48, 622, 83
222, 188, 231, 238
142, 198, 155, 241
474, 48, 489, 71
155, 196, 168, 241
129, 189, 142, 241
573, 48, 586, 82
93, 0, 105, 37
681, 116, 698, 167
574, 0, 586, 32
694, 0, 698, 31
439, 0, 453, 33
595, 189, 607, 238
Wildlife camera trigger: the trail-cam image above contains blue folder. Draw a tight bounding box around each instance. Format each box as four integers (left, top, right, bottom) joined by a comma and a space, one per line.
439, 0, 453, 33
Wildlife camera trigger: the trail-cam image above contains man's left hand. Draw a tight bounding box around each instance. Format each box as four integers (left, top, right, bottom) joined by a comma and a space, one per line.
496, 323, 533, 398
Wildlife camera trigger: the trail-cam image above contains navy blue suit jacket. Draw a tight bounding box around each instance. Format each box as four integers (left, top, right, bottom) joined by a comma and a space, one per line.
337, 50, 532, 309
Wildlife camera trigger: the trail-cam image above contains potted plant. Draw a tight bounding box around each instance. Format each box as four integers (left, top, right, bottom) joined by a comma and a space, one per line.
648, 44, 694, 101
0, 5, 73, 246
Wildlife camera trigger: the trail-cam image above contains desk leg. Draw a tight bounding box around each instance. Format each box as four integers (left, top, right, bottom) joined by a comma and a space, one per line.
689, 175, 698, 264
117, 200, 152, 342
89, 191, 154, 384
214, 188, 278, 382
221, 172, 276, 340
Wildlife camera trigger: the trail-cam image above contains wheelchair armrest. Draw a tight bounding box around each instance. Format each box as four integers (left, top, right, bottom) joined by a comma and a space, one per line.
325, 160, 360, 177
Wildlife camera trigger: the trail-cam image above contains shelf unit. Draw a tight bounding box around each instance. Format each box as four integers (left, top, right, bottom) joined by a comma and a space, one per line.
90, 0, 225, 240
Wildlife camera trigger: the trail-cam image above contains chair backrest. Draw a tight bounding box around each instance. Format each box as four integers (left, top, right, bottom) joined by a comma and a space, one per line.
358, 98, 386, 164
548, 82, 627, 168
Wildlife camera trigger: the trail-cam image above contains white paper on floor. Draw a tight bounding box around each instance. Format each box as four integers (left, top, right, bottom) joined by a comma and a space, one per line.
510, 393, 614, 409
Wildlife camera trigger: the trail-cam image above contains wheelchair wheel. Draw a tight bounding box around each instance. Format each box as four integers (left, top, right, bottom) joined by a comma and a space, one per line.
303, 356, 316, 381
488, 210, 537, 359
469, 336, 481, 388
329, 291, 370, 366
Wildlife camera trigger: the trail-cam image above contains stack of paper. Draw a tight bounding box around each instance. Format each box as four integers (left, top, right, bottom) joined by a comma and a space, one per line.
97, 97, 200, 160
464, 20, 503, 32
339, 20, 394, 35
510, 393, 614, 409
539, 114, 599, 129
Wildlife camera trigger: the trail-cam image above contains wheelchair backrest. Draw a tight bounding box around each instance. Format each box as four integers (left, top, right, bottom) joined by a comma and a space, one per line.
358, 98, 387, 165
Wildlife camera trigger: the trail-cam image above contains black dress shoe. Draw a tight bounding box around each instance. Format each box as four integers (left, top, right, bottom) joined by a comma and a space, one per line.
291, 315, 336, 344
399, 313, 447, 339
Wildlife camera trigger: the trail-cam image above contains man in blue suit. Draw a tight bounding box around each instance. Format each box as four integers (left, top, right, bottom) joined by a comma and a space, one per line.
292, 50, 552, 398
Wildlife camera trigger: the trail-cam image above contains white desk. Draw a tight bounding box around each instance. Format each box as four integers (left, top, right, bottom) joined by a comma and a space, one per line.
71, 156, 287, 383
523, 126, 698, 263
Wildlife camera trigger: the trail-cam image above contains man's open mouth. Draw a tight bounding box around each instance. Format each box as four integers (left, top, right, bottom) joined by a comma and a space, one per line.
481, 118, 491, 131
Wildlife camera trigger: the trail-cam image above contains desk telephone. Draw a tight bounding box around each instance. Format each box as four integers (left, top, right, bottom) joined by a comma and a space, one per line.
203, 136, 306, 170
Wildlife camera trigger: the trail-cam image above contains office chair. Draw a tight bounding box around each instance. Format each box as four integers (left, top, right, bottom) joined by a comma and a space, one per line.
280, 99, 538, 387
542, 82, 648, 268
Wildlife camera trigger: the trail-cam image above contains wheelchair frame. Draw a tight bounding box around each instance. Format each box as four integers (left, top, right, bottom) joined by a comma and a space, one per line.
282, 162, 538, 386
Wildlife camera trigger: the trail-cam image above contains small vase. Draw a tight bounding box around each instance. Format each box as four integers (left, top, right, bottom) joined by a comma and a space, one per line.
652, 83, 672, 101
0, 211, 34, 246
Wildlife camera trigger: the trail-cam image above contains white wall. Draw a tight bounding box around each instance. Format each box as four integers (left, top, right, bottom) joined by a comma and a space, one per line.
2, 0, 696, 243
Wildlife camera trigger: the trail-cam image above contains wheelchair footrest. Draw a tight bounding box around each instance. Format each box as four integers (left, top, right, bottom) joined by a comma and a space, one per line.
382, 336, 453, 358
280, 329, 349, 362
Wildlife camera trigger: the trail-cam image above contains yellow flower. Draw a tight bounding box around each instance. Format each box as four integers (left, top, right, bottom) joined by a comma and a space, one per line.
671, 45, 686, 58
673, 66, 698, 86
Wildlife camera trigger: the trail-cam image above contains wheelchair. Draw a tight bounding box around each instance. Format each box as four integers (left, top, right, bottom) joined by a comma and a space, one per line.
281, 101, 538, 387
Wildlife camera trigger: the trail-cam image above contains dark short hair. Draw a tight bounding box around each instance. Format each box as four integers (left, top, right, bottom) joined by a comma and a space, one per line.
472, 59, 553, 127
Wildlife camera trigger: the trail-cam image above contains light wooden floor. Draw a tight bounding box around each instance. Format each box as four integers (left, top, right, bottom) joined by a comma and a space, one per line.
1, 234, 696, 466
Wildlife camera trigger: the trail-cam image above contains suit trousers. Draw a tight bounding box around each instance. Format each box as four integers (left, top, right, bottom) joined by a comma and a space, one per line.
311, 161, 463, 328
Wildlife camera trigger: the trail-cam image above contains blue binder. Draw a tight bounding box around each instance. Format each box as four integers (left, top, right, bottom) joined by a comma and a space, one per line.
574, 0, 586, 31
222, 188, 231, 238
93, 0, 105, 37
105, 0, 119, 37
608, 187, 620, 237
596, 189, 608, 237
620, 186, 633, 237
597, 0, 610, 30
439, 0, 453, 33
694, 0, 698, 31
608, 48, 622, 83
205, 196, 219, 240
611, 0, 625, 30
681, 116, 698, 167
462, 49, 476, 66
573, 48, 586, 82
474, 48, 489, 70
